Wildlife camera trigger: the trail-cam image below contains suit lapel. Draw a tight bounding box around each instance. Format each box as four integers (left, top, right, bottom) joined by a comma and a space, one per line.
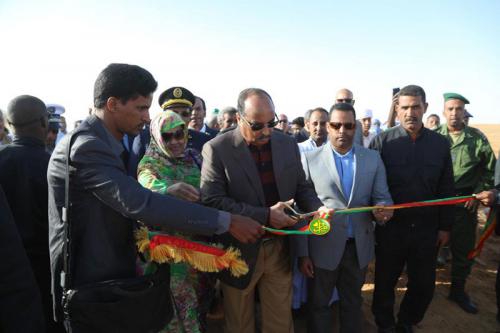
349, 144, 362, 206
271, 132, 285, 200
232, 129, 266, 206
321, 144, 347, 203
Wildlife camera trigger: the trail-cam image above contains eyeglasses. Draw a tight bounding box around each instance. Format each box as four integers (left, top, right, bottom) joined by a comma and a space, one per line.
336, 99, 354, 104
161, 128, 185, 142
240, 113, 279, 131
328, 122, 356, 130
278, 120, 288, 124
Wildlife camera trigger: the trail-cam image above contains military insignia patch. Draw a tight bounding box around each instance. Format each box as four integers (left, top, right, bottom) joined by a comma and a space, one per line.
173, 87, 183, 98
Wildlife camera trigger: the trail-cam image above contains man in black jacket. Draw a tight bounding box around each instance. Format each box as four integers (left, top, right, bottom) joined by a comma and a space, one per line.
47, 63, 264, 327
0, 184, 45, 333
369, 85, 455, 333
0, 95, 64, 332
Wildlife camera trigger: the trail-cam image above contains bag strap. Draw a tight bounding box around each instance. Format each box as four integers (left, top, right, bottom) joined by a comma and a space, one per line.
61, 133, 76, 291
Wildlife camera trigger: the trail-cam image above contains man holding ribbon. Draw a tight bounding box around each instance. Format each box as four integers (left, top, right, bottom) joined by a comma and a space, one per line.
435, 92, 496, 314
296, 102, 393, 333
201, 88, 329, 333
369, 85, 455, 333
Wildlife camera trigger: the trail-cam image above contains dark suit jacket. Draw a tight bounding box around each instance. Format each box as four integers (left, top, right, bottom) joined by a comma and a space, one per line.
0, 185, 45, 332
204, 125, 218, 138
0, 137, 64, 331
200, 128, 322, 289
48, 115, 227, 321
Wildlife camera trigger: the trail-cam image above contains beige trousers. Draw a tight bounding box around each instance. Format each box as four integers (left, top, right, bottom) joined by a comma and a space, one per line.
222, 239, 294, 333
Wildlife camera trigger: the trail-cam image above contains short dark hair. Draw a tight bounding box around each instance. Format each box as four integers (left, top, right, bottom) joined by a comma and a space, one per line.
93, 63, 158, 109
305, 107, 328, 122
236, 88, 273, 114
329, 102, 356, 120
428, 113, 440, 120
292, 117, 305, 127
399, 85, 426, 103
196, 96, 206, 111
222, 106, 237, 117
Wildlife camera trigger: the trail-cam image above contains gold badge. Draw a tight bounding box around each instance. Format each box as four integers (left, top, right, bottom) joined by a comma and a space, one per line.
173, 88, 183, 98
308, 213, 331, 236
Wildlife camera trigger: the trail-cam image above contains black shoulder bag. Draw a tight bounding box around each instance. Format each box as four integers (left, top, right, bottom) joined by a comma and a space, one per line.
60, 133, 173, 333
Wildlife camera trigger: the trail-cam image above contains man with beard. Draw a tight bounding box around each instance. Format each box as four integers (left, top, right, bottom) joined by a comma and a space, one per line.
369, 85, 455, 333
298, 107, 328, 153
435, 92, 495, 314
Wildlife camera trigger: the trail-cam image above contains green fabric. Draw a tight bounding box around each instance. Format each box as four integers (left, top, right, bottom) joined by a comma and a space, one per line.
443, 92, 470, 104
137, 110, 201, 195
436, 124, 496, 193
450, 206, 477, 280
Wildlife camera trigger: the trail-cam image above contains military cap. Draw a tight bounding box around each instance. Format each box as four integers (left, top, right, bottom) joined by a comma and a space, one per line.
158, 87, 195, 110
443, 92, 470, 104
6, 95, 47, 127
46, 103, 66, 115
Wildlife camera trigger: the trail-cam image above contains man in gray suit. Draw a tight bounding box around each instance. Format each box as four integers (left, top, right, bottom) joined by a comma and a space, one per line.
201, 88, 329, 333
297, 102, 393, 333
47, 64, 264, 327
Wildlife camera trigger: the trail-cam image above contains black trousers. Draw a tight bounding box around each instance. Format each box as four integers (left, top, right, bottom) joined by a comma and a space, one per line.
307, 241, 366, 333
371, 225, 438, 329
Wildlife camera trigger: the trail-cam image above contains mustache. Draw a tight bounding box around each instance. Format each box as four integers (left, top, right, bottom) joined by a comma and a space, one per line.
256, 134, 271, 141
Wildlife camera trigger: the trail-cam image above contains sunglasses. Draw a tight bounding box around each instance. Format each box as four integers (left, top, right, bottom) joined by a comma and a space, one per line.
240, 114, 279, 131
278, 120, 288, 124
161, 128, 185, 142
166, 107, 192, 118
336, 99, 354, 104
328, 122, 356, 130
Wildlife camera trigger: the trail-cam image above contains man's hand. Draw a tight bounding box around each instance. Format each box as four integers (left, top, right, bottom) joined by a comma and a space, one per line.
317, 206, 334, 216
229, 214, 265, 244
464, 199, 480, 212
372, 207, 394, 224
475, 190, 498, 207
299, 256, 314, 278
167, 182, 200, 202
269, 201, 298, 229
436, 230, 450, 247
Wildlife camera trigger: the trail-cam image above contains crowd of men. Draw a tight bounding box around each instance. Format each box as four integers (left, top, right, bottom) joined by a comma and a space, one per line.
0, 62, 498, 333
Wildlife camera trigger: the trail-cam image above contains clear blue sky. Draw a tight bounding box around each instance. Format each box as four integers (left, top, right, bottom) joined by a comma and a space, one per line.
1, 0, 499, 127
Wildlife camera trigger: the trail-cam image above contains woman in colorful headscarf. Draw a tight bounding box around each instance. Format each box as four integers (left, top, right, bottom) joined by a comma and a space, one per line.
138, 110, 205, 333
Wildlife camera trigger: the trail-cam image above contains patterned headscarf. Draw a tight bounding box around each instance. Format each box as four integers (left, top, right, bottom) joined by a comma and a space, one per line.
137, 111, 202, 194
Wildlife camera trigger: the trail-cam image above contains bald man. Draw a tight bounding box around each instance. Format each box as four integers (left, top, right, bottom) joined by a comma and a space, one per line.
0, 95, 65, 332
335, 88, 363, 146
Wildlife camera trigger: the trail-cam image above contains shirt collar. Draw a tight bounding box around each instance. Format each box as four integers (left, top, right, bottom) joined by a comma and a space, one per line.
88, 115, 124, 156
331, 144, 355, 158
200, 123, 207, 133
12, 135, 45, 147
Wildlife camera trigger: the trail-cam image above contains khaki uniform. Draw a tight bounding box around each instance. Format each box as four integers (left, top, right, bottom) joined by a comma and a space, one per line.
436, 124, 496, 280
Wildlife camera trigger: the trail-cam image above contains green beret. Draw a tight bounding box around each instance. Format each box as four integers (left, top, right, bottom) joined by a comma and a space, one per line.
443, 92, 469, 104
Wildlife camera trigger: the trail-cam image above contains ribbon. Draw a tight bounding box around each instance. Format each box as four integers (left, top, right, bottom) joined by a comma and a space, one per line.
135, 227, 249, 277
467, 207, 497, 260
263, 195, 475, 236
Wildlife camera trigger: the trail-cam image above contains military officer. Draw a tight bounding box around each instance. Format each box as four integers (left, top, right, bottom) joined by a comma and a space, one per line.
158, 87, 212, 153
435, 92, 496, 314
